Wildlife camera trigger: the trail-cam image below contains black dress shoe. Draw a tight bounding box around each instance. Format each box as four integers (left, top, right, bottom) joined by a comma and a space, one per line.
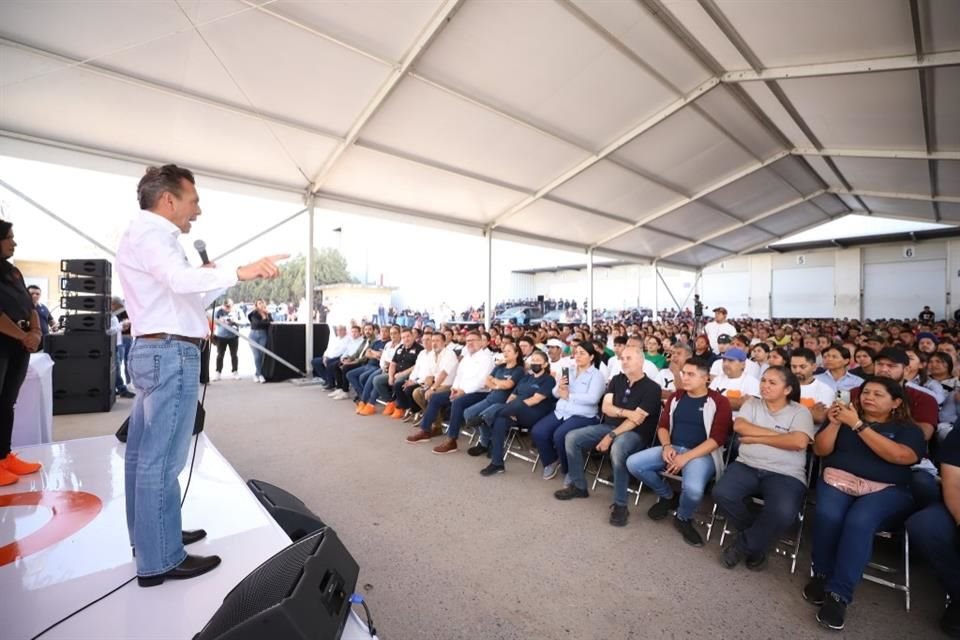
182, 529, 207, 545
138, 554, 221, 587
133, 529, 206, 556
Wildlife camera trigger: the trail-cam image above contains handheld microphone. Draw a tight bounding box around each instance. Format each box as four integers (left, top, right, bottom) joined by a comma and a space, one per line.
193, 239, 211, 265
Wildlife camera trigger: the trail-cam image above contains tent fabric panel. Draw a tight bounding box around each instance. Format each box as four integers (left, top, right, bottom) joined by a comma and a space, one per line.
550, 160, 682, 223
503, 199, 630, 248
413, 0, 679, 150
932, 67, 960, 151
601, 226, 690, 258
269, 0, 445, 63
702, 163, 810, 220
759, 204, 829, 237
707, 225, 776, 254
924, 0, 960, 52
777, 70, 926, 151
612, 108, 757, 194
716, 0, 913, 68
695, 86, 786, 160
648, 201, 738, 238
358, 76, 588, 191
833, 157, 935, 196
937, 161, 960, 197
859, 197, 937, 221
660, 0, 751, 70
668, 244, 732, 268
321, 146, 525, 225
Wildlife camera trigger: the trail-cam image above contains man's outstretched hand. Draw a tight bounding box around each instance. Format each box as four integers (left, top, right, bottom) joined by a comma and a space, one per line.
237, 254, 290, 281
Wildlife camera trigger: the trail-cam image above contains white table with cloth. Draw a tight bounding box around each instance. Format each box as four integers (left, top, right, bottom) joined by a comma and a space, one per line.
11, 352, 54, 448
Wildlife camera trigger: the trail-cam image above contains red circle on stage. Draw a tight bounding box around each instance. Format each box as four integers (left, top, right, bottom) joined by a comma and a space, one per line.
0, 491, 103, 567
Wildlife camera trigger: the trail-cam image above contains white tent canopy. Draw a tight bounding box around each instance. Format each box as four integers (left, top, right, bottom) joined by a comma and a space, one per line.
1, 0, 958, 270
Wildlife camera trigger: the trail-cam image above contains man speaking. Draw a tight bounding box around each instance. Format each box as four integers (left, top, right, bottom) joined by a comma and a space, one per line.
117, 164, 287, 587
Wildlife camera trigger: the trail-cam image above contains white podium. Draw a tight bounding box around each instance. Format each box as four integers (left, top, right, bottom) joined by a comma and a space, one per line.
11, 352, 54, 448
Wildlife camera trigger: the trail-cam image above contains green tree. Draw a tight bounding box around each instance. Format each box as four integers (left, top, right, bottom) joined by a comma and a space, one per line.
227, 248, 355, 304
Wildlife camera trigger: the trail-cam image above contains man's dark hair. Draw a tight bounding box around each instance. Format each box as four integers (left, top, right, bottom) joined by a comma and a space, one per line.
613, 335, 628, 346
790, 347, 817, 365
137, 164, 195, 210
27, 285, 40, 293
684, 356, 711, 376
823, 344, 850, 361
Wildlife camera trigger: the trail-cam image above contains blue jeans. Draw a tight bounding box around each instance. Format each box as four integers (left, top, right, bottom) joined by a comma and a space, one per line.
712, 461, 807, 556
124, 338, 201, 577
485, 401, 553, 466
625, 446, 716, 521
420, 390, 452, 433
445, 392, 490, 438
347, 363, 377, 396
121, 335, 133, 383
906, 503, 960, 600
248, 329, 267, 377
565, 424, 646, 506
811, 479, 916, 603
530, 413, 598, 471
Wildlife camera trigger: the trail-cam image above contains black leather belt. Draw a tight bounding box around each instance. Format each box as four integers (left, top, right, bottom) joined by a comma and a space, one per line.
139, 333, 204, 347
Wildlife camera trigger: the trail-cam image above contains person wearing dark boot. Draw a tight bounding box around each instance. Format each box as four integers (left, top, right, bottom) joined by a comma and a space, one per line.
117, 165, 287, 586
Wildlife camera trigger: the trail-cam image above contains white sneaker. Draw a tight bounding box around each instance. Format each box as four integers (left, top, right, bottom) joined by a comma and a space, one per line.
233, 372, 241, 380
256, 375, 264, 383
212, 372, 221, 382
327, 389, 340, 397
335, 389, 350, 399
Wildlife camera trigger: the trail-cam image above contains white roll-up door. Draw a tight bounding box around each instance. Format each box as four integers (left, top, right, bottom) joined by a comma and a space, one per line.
863, 260, 945, 320
772, 267, 835, 318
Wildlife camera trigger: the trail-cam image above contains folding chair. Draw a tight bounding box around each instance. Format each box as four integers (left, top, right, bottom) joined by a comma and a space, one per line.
503, 424, 540, 471
718, 450, 815, 574
587, 452, 643, 505
660, 444, 735, 542
863, 529, 911, 611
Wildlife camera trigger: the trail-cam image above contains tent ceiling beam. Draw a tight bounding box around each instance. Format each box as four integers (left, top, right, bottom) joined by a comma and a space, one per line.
657, 189, 828, 260
828, 189, 960, 204
721, 49, 960, 83
486, 76, 719, 230
910, 0, 941, 222
592, 149, 790, 248
306, 0, 463, 193
0, 37, 343, 144
793, 148, 960, 161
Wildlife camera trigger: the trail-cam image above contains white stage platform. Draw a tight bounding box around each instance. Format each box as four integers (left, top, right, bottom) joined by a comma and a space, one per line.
1, 434, 375, 640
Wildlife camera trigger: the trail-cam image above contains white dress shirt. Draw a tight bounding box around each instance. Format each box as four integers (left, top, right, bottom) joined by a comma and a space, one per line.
452, 347, 495, 393
324, 335, 349, 359
116, 211, 236, 338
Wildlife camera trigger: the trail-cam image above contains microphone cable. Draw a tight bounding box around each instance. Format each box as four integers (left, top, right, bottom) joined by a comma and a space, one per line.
30, 376, 209, 640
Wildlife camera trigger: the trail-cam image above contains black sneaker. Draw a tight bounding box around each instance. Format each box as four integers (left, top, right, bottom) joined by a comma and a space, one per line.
803, 575, 827, 606
674, 517, 704, 547
479, 463, 504, 476
941, 599, 960, 637
609, 504, 629, 527
467, 444, 490, 457
721, 540, 745, 569
554, 486, 589, 500
647, 494, 679, 521
816, 592, 846, 631
745, 552, 767, 571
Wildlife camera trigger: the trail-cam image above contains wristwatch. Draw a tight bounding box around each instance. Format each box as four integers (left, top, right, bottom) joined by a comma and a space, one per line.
852, 420, 868, 433
607, 431, 618, 441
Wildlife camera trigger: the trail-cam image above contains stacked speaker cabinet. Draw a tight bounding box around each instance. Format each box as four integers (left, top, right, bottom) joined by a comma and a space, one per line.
47, 259, 115, 414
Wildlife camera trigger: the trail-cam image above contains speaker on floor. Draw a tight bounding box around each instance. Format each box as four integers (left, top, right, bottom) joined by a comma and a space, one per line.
45, 333, 115, 414
61, 258, 111, 277
194, 527, 358, 640
247, 479, 326, 542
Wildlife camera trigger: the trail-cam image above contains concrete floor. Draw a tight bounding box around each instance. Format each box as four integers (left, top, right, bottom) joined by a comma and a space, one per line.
54, 377, 946, 640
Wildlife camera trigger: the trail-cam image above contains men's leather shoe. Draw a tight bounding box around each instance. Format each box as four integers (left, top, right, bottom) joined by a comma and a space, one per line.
182, 529, 207, 545
138, 554, 221, 587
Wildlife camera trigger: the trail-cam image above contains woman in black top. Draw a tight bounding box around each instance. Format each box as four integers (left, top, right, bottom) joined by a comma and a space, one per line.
247, 299, 272, 383
804, 376, 925, 632
0, 220, 43, 485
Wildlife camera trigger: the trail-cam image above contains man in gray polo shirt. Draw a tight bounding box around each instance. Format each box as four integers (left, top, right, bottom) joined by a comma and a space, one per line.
712, 365, 816, 570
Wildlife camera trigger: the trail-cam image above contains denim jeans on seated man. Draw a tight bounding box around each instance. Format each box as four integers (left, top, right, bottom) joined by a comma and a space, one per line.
346, 362, 377, 397
125, 338, 200, 576
485, 401, 555, 466
810, 479, 915, 604
625, 445, 716, 521
565, 425, 646, 506
531, 413, 600, 472
373, 371, 409, 403
712, 460, 806, 557
445, 392, 492, 438
905, 502, 960, 604
419, 389, 452, 431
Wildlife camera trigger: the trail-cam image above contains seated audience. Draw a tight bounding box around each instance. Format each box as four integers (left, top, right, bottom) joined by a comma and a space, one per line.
804, 377, 924, 631
393, 333, 458, 420
556, 347, 662, 527
626, 357, 732, 548
814, 345, 864, 394
313, 325, 347, 386
656, 342, 692, 399
708, 347, 760, 417
849, 346, 875, 378
713, 366, 815, 570
790, 348, 835, 424
531, 342, 606, 481
360, 328, 421, 416
644, 336, 667, 370
355, 326, 400, 411
456, 342, 525, 436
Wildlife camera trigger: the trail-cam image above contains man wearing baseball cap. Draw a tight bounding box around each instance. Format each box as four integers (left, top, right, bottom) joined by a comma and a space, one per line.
709, 347, 760, 418
704, 306, 736, 353
545, 338, 573, 377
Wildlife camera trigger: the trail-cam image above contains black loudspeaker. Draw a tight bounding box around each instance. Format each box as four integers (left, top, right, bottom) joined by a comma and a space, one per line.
45, 333, 115, 414
62, 312, 111, 332
537, 294, 545, 302
61, 295, 111, 312
61, 259, 111, 277
194, 528, 358, 640
60, 276, 110, 295
247, 479, 326, 542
